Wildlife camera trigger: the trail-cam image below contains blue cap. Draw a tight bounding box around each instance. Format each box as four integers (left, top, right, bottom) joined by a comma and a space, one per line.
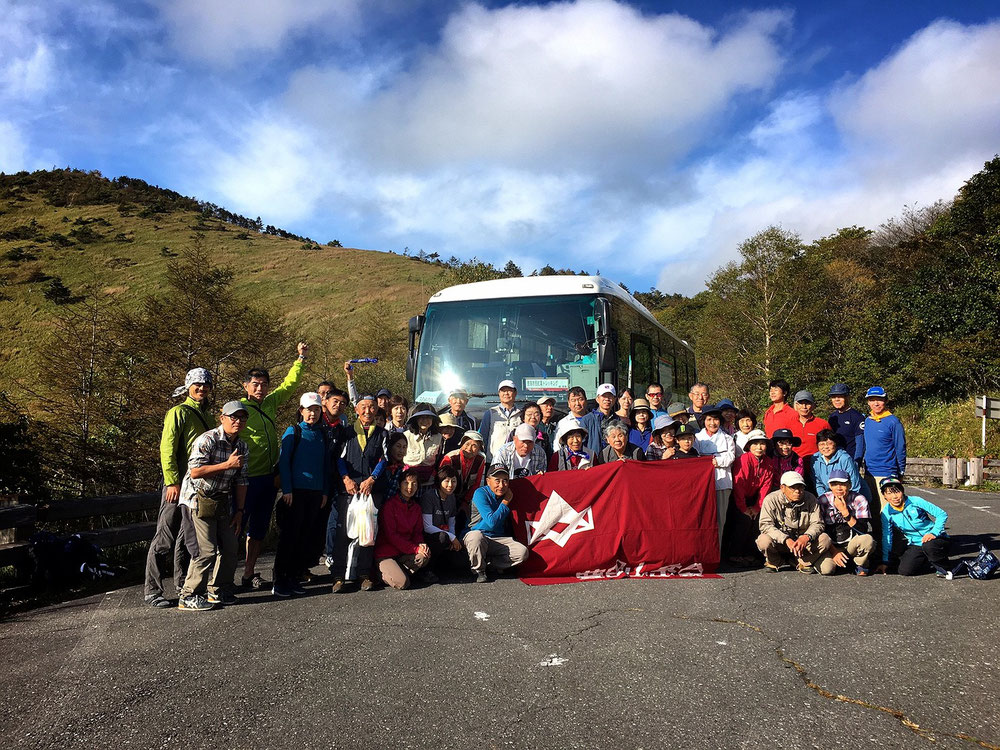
879, 476, 903, 490
865, 386, 887, 399
376, 388, 392, 398
828, 383, 850, 397
715, 398, 736, 410
701, 403, 723, 417
828, 469, 851, 484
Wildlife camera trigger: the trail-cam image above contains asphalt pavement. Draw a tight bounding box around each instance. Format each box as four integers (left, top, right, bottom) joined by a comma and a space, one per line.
1, 486, 998, 750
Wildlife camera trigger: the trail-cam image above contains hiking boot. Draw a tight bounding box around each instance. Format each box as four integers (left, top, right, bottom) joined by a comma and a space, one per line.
289, 582, 307, 596
855, 567, 870, 577
207, 591, 237, 605
272, 581, 293, 598
797, 562, 817, 574
475, 572, 488, 583
764, 562, 781, 573
241, 573, 268, 590
331, 579, 346, 593
360, 576, 376, 591
177, 595, 214, 612
144, 594, 171, 609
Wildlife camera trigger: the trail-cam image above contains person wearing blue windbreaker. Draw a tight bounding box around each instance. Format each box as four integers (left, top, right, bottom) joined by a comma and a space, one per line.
856, 385, 906, 538
874, 477, 953, 576
811, 429, 868, 499
826, 383, 865, 458
273, 392, 330, 597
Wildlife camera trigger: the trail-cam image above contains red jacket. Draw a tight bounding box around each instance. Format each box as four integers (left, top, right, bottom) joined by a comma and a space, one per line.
374, 494, 423, 560
763, 403, 799, 437
790, 416, 831, 459
732, 453, 778, 512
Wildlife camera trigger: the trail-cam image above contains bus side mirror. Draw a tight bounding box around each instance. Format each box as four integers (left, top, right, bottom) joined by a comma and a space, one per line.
406, 315, 425, 382
594, 298, 617, 372
599, 331, 617, 372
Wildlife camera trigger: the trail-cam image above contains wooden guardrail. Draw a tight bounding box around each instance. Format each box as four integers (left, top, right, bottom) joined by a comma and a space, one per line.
904, 457, 1000, 486
0, 492, 159, 578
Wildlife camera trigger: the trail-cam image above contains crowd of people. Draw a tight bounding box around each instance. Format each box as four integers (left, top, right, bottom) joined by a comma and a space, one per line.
143, 347, 955, 612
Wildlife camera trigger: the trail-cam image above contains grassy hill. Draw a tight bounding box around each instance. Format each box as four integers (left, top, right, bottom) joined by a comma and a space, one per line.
0, 169, 449, 404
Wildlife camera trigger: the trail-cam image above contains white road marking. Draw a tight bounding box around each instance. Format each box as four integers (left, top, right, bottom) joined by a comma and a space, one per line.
540, 654, 568, 667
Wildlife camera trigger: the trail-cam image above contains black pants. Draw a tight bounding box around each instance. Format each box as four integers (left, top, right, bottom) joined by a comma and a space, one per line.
273, 488, 323, 584
425, 531, 471, 576
722, 503, 761, 560
898, 537, 952, 576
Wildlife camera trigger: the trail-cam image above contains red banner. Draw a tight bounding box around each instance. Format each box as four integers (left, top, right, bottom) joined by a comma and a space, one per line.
509, 458, 720, 584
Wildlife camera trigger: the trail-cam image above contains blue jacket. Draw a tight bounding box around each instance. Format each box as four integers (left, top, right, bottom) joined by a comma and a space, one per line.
279, 421, 330, 495
467, 485, 511, 538
828, 407, 865, 458
881, 495, 948, 561
810, 449, 868, 498
628, 427, 652, 451
858, 412, 906, 476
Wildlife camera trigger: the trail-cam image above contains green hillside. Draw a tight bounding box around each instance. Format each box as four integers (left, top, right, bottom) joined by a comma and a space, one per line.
0, 169, 449, 403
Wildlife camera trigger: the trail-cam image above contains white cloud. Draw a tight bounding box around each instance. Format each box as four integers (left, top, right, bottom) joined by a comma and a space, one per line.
155, 0, 363, 66
289, 0, 788, 171
208, 118, 330, 223
831, 19, 1000, 174
0, 120, 30, 171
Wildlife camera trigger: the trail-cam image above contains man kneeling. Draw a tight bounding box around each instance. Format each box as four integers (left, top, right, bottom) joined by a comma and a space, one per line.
816, 470, 875, 576
463, 465, 529, 583
757, 471, 831, 574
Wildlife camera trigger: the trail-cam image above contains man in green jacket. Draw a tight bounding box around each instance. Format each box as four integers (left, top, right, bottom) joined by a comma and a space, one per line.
144, 367, 216, 608
240, 342, 308, 589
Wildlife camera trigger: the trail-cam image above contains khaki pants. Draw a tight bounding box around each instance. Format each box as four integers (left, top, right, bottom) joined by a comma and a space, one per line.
463, 531, 529, 574
756, 532, 832, 568
378, 553, 430, 590
179, 502, 238, 598
818, 534, 875, 575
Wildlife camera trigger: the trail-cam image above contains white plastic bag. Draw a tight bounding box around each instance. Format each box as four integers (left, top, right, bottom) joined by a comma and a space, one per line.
345, 493, 378, 547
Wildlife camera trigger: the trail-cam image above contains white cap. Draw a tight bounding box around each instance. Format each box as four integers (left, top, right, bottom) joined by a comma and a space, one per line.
780, 471, 806, 488
498, 379, 517, 391
536, 395, 556, 405
514, 423, 536, 441
299, 392, 323, 409
744, 429, 768, 444
596, 383, 616, 397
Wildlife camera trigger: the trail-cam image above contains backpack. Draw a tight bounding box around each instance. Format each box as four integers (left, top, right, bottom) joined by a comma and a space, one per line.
965, 543, 1000, 580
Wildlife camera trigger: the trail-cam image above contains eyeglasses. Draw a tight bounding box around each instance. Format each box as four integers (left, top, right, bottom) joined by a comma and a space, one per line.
223, 414, 247, 422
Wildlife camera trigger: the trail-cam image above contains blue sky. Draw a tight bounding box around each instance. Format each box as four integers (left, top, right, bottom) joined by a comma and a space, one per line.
2, 0, 999, 293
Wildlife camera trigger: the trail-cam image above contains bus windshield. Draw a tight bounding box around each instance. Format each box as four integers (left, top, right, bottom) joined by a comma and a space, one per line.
414, 295, 599, 413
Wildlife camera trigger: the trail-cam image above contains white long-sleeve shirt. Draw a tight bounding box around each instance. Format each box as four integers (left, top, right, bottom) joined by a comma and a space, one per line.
695, 428, 736, 491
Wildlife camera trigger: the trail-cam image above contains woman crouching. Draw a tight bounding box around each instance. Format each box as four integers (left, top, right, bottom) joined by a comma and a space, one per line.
374, 468, 432, 590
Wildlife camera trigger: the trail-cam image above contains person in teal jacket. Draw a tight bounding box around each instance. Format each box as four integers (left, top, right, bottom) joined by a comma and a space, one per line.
144, 367, 216, 608
875, 477, 953, 577
240, 342, 308, 589
810, 429, 868, 498
273, 392, 329, 597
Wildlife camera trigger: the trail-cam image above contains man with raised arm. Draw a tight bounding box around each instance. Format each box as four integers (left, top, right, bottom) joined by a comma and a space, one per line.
239, 342, 308, 590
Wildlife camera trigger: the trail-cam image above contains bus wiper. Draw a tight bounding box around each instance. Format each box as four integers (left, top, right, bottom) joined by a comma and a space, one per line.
574, 335, 609, 354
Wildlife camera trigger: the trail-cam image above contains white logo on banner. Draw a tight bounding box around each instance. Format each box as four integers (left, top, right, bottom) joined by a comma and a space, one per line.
526, 491, 594, 547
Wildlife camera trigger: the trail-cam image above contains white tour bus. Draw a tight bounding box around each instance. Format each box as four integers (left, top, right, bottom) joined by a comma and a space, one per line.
406, 275, 696, 417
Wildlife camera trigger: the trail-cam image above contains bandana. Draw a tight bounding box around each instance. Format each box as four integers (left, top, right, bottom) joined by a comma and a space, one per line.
172, 367, 212, 398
